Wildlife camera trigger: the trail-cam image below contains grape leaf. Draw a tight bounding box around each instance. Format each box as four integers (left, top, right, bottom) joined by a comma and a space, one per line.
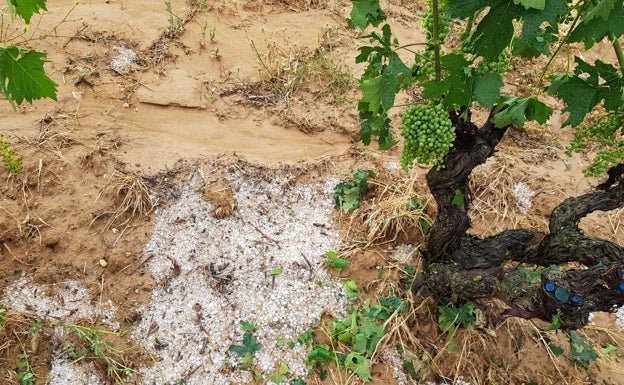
355, 24, 408, 150
0, 46, 58, 106
469, 4, 516, 60
473, 72, 503, 108
568, 0, 624, 47
494, 96, 553, 128
348, 0, 387, 29
358, 109, 392, 147
8, 0, 47, 25
358, 75, 392, 113
422, 53, 473, 108
513, 0, 545, 10
548, 58, 623, 126
584, 0, 616, 22
513, 27, 557, 57
447, 0, 490, 18
514, 0, 567, 57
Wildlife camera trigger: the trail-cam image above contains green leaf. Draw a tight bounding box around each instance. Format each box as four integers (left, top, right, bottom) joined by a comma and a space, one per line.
297, 329, 314, 346
378, 295, 408, 314
344, 352, 372, 382
0, 46, 58, 106
438, 302, 476, 333
240, 320, 258, 332
584, 0, 616, 22
569, 331, 598, 367
325, 251, 350, 272
228, 332, 262, 357
494, 96, 553, 128
473, 72, 503, 108
269, 268, 282, 276
568, 0, 624, 47
423, 53, 474, 108
470, 4, 516, 60
348, 0, 387, 29
547, 343, 564, 356
513, 0, 545, 10
269, 373, 285, 383
306, 344, 333, 366
548, 58, 622, 126
447, 0, 489, 18
386, 52, 412, 91
514, 0, 567, 57
344, 280, 360, 298
404, 360, 420, 380
240, 351, 254, 370
602, 344, 618, 354
451, 190, 465, 206
352, 319, 385, 354
8, 0, 48, 25
358, 72, 398, 113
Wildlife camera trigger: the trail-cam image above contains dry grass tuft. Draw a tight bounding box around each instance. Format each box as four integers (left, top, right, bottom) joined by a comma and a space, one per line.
606, 207, 624, 244
92, 171, 154, 235
357, 173, 434, 247
469, 155, 545, 235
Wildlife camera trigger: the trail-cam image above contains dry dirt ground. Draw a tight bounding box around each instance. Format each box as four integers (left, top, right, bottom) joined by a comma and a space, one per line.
1, 1, 624, 385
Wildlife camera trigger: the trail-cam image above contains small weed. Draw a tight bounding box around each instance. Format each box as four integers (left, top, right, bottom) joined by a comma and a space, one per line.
0, 135, 23, 174
569, 331, 598, 367
249, 29, 354, 105
545, 309, 562, 332
61, 323, 134, 381
333, 169, 376, 213
228, 320, 262, 370
15, 347, 35, 385
305, 292, 411, 382
437, 301, 476, 339
199, 22, 216, 46
0, 306, 6, 331
324, 250, 350, 272
164, 0, 185, 38
344, 280, 360, 298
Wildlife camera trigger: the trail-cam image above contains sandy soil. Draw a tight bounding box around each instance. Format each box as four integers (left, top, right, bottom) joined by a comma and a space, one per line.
1, 1, 624, 385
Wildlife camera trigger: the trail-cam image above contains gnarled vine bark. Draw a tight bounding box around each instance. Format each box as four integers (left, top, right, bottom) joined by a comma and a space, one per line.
413, 109, 624, 330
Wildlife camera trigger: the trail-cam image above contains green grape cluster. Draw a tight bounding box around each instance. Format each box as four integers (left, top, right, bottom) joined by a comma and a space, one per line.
475, 50, 512, 75
422, 1, 450, 43
566, 109, 624, 176
414, 1, 450, 81
414, 49, 435, 79
400, 103, 455, 170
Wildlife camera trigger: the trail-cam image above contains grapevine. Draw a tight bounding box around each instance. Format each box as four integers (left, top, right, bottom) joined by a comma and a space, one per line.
400, 102, 455, 170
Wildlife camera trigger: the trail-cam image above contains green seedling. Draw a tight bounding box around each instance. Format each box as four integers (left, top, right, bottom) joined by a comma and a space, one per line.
324, 251, 350, 272
333, 169, 376, 213
0, 135, 23, 174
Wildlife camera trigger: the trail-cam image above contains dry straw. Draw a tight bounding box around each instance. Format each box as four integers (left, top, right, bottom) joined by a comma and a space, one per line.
91, 171, 154, 239
344, 172, 434, 248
